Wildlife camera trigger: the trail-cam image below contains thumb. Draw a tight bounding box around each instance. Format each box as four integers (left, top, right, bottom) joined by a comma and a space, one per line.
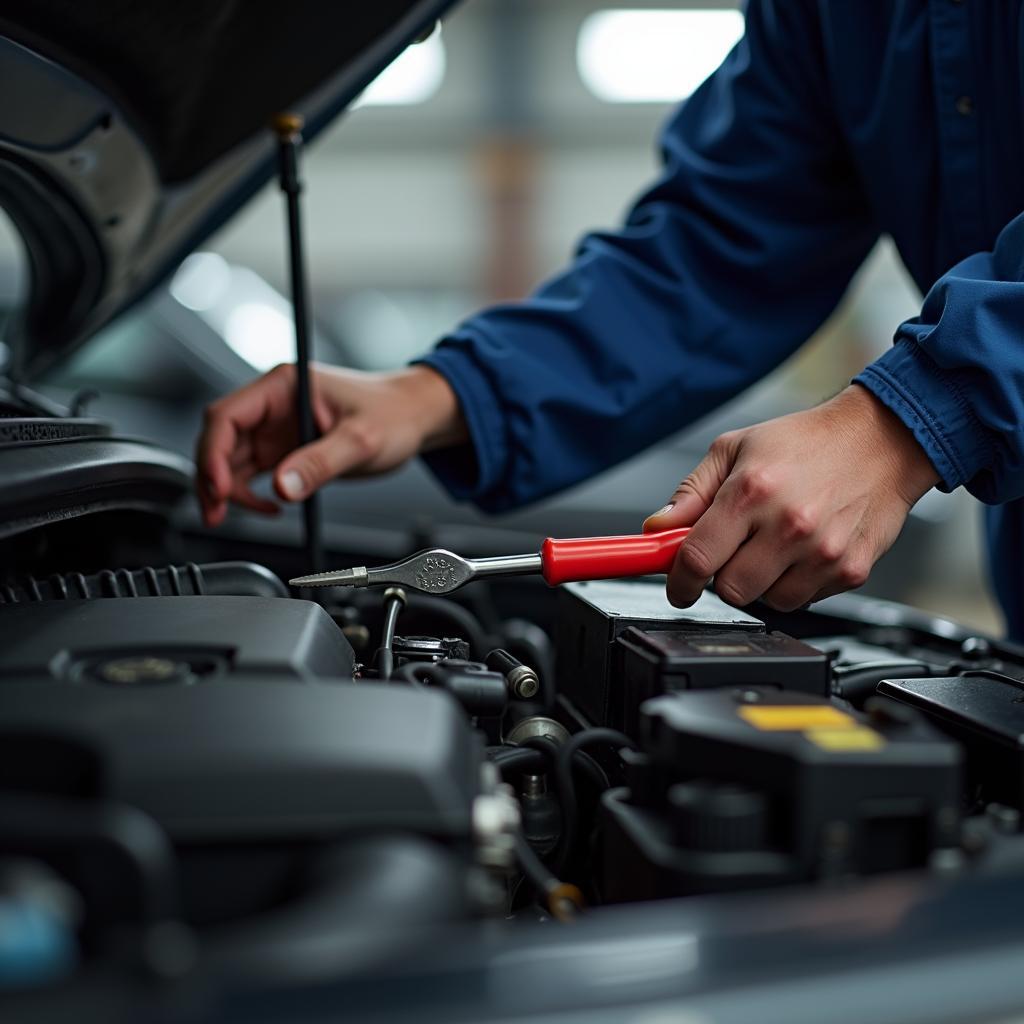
274, 425, 369, 501
643, 434, 738, 533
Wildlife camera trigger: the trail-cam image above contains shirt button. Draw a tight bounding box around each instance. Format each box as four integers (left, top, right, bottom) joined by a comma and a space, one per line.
955, 95, 974, 115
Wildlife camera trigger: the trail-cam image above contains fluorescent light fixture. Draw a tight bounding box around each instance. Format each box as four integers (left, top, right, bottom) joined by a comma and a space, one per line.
169, 256, 306, 373
577, 8, 745, 103
169, 252, 231, 312
356, 31, 446, 107
223, 302, 297, 373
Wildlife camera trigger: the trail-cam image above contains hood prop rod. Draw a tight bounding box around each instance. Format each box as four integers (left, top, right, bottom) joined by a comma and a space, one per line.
273, 113, 324, 594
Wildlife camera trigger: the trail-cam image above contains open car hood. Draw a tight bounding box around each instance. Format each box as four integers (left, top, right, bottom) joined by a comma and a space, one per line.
0, 0, 458, 380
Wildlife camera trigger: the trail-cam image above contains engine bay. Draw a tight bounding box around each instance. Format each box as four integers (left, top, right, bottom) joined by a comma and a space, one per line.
5, 511, 1024, 1020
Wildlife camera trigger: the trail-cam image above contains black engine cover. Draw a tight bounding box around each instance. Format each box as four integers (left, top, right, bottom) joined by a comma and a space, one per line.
0, 597, 479, 841
0, 595, 354, 682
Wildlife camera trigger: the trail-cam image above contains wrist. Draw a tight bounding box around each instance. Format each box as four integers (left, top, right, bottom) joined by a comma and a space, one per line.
398, 365, 469, 451
839, 383, 940, 503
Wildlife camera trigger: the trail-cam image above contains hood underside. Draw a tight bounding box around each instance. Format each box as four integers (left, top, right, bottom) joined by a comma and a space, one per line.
0, 0, 458, 379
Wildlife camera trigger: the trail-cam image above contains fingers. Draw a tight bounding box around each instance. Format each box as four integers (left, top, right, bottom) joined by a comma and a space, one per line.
665, 497, 752, 607
761, 568, 823, 612
196, 364, 300, 526
198, 476, 228, 527
644, 433, 739, 534
273, 420, 379, 501
231, 482, 281, 517
313, 393, 334, 435
652, 435, 748, 607
766, 553, 871, 612
710, 522, 869, 612
195, 409, 238, 512
660, 460, 816, 610
710, 532, 794, 609
196, 407, 243, 527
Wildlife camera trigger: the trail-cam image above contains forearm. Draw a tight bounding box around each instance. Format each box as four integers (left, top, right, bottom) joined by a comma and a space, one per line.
415, 0, 876, 513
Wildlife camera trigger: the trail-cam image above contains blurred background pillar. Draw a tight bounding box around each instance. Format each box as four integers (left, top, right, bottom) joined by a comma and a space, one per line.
476, 0, 540, 303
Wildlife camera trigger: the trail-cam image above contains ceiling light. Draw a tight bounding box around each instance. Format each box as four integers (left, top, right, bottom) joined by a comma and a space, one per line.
578, 9, 745, 104
223, 302, 297, 373
356, 31, 446, 107
169, 252, 231, 313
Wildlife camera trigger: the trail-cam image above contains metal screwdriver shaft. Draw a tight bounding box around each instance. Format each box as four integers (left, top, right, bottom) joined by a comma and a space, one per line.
290, 527, 693, 595
273, 113, 324, 584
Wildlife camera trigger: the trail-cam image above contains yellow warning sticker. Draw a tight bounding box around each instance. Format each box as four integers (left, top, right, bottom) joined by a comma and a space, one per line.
738, 705, 856, 731
804, 727, 886, 752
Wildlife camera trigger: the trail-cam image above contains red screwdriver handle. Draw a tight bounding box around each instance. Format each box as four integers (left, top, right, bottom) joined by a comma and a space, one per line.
540, 527, 691, 587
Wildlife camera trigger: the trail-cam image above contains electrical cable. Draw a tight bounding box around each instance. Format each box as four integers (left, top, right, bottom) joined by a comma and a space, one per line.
507, 735, 613, 883
348, 589, 493, 660
570, 749, 609, 792
492, 732, 627, 908
373, 587, 406, 681
553, 728, 636, 875
518, 736, 578, 868
489, 746, 548, 776
381, 592, 402, 651
401, 593, 492, 659
519, 735, 608, 797
513, 833, 584, 922
836, 662, 933, 705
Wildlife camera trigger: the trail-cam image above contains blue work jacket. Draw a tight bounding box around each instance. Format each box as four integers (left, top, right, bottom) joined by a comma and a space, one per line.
418, 0, 1024, 638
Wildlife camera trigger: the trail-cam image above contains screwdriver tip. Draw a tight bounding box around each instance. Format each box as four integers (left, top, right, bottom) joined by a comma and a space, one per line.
288, 567, 362, 588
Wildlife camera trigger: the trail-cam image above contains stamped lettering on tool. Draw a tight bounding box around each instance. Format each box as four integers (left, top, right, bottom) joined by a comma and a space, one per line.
417, 556, 459, 592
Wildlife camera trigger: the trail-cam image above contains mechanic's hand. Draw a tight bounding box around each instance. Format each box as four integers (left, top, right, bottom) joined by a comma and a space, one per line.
642, 385, 940, 612
196, 363, 466, 527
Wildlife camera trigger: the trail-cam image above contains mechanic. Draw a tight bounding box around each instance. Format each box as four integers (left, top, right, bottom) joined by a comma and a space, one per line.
196, 1, 1024, 637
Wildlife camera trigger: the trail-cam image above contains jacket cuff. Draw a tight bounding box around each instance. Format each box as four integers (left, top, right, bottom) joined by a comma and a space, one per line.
854, 336, 991, 493
411, 341, 509, 504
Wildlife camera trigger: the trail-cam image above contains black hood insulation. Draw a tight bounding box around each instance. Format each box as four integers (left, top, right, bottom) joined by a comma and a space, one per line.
0, 0, 428, 183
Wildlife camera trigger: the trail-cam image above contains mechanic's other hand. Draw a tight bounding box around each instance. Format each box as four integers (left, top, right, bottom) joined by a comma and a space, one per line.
642, 385, 940, 612
196, 363, 466, 527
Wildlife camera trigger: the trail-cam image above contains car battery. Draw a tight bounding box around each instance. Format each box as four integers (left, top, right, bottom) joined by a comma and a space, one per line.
601, 687, 962, 902
555, 579, 765, 726
879, 673, 1024, 813
615, 628, 831, 735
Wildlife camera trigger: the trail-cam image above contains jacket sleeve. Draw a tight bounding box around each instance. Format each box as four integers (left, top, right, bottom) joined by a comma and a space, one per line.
856, 210, 1024, 504
415, 0, 878, 512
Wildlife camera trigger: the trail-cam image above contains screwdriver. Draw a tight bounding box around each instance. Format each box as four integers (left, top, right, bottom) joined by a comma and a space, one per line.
288, 527, 691, 596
